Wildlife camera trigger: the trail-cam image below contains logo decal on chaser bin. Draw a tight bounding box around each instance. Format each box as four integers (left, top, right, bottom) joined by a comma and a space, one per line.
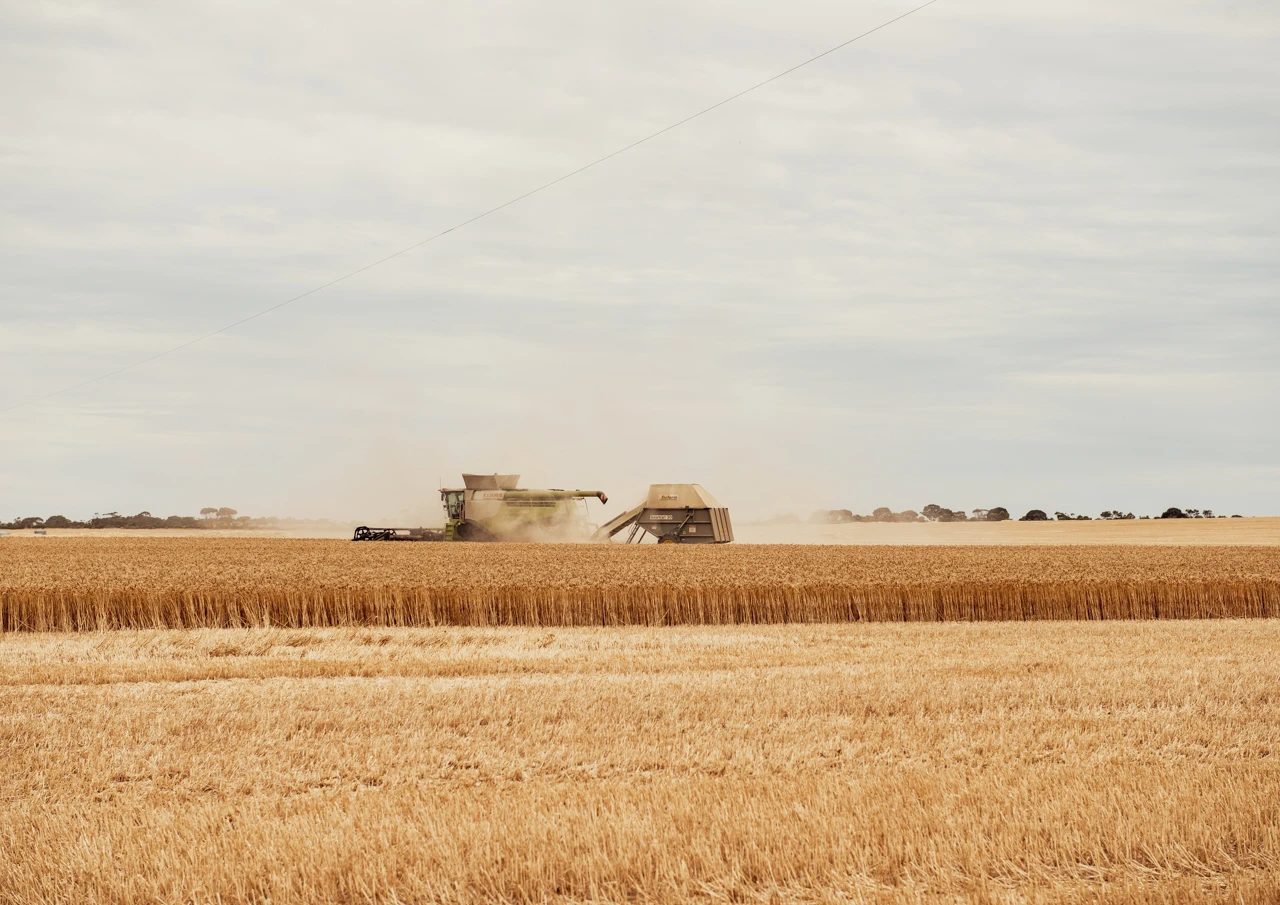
659, 494, 679, 501
648, 514, 675, 521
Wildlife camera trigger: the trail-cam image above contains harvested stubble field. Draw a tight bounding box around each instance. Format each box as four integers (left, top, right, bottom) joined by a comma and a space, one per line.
1, 537, 1279, 631
2, 621, 1279, 904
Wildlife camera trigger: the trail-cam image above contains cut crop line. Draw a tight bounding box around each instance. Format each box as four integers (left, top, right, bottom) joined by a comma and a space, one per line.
2, 0, 941, 415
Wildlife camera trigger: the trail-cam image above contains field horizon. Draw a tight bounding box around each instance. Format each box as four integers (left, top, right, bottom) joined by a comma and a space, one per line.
4, 515, 1280, 544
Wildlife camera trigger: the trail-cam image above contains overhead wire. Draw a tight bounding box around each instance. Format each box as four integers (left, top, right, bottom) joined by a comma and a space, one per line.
2, 0, 941, 414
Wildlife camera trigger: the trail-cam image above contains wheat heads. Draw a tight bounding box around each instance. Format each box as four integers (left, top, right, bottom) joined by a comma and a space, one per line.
1, 538, 1277, 631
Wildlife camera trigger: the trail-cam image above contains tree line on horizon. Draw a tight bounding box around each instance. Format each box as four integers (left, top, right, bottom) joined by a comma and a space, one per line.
1020, 507, 1241, 521
811, 505, 1011, 524
810, 505, 1243, 524
2, 505, 1248, 532
0, 509, 342, 530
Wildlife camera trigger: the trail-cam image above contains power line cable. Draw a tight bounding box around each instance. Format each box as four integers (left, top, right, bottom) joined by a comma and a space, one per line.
2, 0, 941, 414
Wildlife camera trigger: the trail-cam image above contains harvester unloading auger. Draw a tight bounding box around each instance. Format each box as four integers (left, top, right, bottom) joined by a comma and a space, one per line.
352, 474, 732, 544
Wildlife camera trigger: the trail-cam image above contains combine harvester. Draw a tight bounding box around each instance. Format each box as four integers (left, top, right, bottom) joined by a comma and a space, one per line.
353, 474, 732, 544
354, 474, 606, 542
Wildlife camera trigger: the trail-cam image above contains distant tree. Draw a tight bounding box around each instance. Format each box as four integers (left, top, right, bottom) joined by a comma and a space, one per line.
1054, 512, 1070, 520
986, 507, 1010, 522
872, 507, 892, 522
896, 509, 919, 522
200, 507, 217, 518
1185, 508, 1201, 518
44, 515, 73, 528
922, 504, 943, 521
1203, 510, 1214, 518
1020, 509, 1049, 521
1160, 507, 1187, 519
1100, 511, 1113, 519
136, 511, 151, 518
18, 517, 45, 529
216, 507, 238, 519
971, 509, 989, 520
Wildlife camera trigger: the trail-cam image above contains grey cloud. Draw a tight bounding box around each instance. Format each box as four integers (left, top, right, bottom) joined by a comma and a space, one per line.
2, 0, 1278, 521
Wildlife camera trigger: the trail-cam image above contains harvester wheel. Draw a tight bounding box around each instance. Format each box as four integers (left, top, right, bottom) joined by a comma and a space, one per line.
657, 537, 677, 545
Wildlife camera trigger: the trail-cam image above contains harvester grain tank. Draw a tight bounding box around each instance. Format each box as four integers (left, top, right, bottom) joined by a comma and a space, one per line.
591, 484, 733, 544
442, 473, 607, 541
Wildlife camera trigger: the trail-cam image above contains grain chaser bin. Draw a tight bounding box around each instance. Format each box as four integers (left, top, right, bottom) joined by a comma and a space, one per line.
592, 484, 733, 544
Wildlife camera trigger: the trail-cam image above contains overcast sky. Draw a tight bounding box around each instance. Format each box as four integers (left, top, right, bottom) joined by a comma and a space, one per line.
2, 0, 1277, 523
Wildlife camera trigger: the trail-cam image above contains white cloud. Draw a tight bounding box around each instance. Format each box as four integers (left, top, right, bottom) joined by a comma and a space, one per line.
1, 0, 1278, 520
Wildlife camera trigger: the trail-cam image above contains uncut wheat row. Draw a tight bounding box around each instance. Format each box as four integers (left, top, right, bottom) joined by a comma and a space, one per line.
2, 538, 1277, 631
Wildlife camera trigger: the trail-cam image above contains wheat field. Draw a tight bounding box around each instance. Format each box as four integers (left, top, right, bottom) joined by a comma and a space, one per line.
2, 621, 1278, 904
2, 537, 1278, 630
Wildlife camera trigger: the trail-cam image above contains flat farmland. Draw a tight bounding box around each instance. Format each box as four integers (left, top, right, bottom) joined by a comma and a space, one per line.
8, 517, 1280, 544
2, 537, 1279, 630
5, 537, 1277, 903
3, 621, 1279, 904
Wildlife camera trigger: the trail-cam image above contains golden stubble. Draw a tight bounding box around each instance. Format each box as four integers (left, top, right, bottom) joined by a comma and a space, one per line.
2, 538, 1279, 630
2, 621, 1279, 904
